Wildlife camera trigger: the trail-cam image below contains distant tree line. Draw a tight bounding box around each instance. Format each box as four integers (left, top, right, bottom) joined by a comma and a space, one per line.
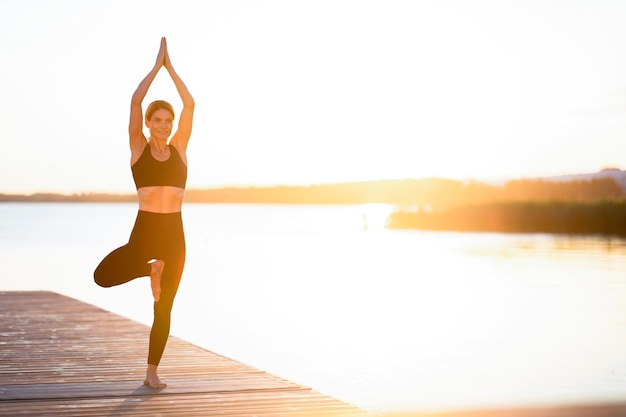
183, 177, 624, 205
387, 200, 626, 236
3, 176, 626, 235
0, 193, 135, 202
1, 177, 624, 205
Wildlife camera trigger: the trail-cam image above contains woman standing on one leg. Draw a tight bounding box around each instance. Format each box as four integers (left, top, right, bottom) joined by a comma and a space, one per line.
94, 37, 194, 388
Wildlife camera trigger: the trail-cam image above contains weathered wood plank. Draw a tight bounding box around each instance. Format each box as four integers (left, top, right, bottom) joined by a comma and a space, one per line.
0, 376, 299, 400
0, 291, 367, 417
0, 391, 364, 417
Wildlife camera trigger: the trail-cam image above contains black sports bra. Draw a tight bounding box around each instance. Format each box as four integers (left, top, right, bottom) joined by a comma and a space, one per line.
131, 144, 187, 189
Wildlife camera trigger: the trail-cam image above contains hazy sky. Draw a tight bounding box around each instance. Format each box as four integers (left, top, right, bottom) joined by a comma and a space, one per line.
2, 0, 626, 194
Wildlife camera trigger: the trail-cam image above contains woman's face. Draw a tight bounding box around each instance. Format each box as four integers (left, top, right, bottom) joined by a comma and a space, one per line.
146, 108, 174, 140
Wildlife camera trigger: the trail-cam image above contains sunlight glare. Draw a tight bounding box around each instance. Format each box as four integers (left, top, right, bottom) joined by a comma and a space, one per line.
360, 204, 392, 230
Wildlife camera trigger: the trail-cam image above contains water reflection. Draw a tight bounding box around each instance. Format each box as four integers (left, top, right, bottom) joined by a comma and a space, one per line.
178, 210, 626, 412
3, 203, 626, 413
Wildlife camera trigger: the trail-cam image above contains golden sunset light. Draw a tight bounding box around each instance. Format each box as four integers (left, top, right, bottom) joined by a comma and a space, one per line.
2, 1, 626, 194
4, 4, 626, 414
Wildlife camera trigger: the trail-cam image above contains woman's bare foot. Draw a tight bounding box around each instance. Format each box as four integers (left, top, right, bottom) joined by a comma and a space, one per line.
150, 259, 164, 302
144, 364, 167, 388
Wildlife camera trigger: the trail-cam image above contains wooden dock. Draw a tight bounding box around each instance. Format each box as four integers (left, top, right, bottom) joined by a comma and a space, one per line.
4, 291, 626, 417
0, 291, 368, 416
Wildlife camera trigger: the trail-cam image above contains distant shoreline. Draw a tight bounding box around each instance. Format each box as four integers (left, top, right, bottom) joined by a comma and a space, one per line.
5, 176, 626, 236
387, 200, 626, 236
0, 193, 136, 203
3, 171, 626, 205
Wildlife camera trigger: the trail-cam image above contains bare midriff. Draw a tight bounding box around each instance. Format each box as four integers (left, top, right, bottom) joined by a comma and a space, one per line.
137, 186, 184, 213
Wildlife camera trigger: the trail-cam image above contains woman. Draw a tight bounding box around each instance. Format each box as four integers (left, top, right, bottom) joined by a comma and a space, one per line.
94, 37, 194, 388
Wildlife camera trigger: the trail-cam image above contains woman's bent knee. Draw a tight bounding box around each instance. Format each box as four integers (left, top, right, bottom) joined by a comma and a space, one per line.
94, 274, 109, 288
94, 266, 112, 288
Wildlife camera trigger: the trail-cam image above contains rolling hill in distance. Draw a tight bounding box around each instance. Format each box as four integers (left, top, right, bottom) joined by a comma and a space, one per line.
545, 168, 626, 191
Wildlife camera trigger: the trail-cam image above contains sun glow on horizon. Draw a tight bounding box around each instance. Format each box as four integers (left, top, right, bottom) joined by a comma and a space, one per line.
360, 204, 393, 231
1, 1, 626, 194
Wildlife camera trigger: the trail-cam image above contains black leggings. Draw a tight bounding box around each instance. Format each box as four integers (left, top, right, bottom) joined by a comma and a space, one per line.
94, 210, 186, 366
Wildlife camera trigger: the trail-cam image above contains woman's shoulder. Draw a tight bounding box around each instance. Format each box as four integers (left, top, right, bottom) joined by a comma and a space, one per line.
168, 141, 188, 166
130, 137, 148, 166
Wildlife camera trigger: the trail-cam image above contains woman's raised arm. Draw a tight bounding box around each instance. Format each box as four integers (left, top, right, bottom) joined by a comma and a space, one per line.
129, 38, 166, 154
163, 39, 195, 154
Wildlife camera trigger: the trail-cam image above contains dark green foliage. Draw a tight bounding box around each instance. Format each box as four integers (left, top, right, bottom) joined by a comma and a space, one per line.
388, 200, 626, 236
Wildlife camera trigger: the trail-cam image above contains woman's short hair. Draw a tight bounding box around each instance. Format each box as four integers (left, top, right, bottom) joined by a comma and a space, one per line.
146, 100, 175, 121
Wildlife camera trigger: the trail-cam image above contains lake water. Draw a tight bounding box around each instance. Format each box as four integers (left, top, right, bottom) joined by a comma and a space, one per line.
1, 202, 626, 413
